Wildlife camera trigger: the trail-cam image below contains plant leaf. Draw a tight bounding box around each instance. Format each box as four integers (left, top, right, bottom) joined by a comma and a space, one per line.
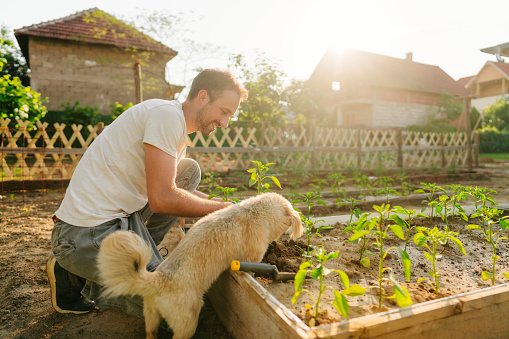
291, 290, 303, 305
342, 284, 366, 296
270, 176, 282, 189
466, 224, 482, 230
503, 273, 509, 280
334, 270, 350, 289
349, 230, 370, 242
294, 269, 308, 291
310, 267, 322, 280
360, 256, 370, 268
398, 248, 412, 282
389, 224, 405, 240
449, 236, 467, 255
423, 251, 433, 262
481, 271, 493, 281
333, 290, 349, 318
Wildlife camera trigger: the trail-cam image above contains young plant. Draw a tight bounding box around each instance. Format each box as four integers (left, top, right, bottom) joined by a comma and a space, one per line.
389, 206, 428, 252
310, 178, 328, 196
374, 176, 402, 204
444, 184, 468, 220
414, 182, 446, 228
247, 160, 281, 195
292, 247, 366, 325
343, 211, 374, 268
207, 186, 239, 202
369, 204, 412, 309
353, 172, 373, 199
293, 191, 330, 257
328, 171, 347, 202
413, 226, 466, 293
337, 198, 362, 227
468, 206, 509, 285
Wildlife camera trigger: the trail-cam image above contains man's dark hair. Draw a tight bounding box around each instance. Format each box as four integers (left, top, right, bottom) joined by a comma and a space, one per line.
187, 69, 248, 103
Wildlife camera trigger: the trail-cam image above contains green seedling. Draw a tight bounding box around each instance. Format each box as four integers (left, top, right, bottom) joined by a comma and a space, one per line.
207, 186, 239, 202
343, 211, 374, 268
395, 172, 411, 196
468, 206, 509, 285
389, 206, 428, 252
369, 204, 412, 308
353, 172, 373, 199
310, 178, 328, 196
413, 226, 466, 293
374, 176, 402, 204
337, 198, 362, 227
435, 195, 465, 234
293, 191, 330, 257
328, 171, 347, 202
201, 172, 222, 193
444, 184, 468, 220
292, 247, 366, 325
247, 160, 281, 195
414, 182, 446, 228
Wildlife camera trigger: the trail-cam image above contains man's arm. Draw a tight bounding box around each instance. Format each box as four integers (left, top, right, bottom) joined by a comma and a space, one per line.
145, 143, 231, 216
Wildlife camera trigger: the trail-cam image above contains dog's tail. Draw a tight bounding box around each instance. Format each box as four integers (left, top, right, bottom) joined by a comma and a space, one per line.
97, 230, 163, 298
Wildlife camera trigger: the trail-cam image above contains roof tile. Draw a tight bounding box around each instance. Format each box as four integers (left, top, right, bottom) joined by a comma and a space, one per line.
14, 8, 177, 56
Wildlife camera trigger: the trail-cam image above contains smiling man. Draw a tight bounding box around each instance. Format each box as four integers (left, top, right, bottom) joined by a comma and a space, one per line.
47, 69, 248, 317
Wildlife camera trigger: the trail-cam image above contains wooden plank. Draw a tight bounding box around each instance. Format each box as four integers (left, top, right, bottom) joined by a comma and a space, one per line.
0, 147, 86, 155
208, 271, 310, 339
209, 269, 509, 339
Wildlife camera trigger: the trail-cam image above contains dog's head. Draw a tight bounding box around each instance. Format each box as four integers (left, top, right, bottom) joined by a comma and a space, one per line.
255, 192, 303, 240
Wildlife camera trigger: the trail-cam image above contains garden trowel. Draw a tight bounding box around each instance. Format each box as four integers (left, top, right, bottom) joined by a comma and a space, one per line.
230, 260, 306, 282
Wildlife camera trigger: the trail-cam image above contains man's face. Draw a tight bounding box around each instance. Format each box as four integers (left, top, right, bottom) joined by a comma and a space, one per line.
195, 90, 241, 135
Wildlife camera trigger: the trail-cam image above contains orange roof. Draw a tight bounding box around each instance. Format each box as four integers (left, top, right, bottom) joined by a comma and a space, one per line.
15, 8, 177, 58
457, 76, 474, 88
309, 49, 471, 97
492, 61, 509, 77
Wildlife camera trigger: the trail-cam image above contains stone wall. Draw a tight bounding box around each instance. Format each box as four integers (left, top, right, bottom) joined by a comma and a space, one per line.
28, 37, 172, 113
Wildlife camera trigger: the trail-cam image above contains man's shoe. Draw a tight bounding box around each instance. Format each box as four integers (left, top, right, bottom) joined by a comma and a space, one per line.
46, 255, 95, 314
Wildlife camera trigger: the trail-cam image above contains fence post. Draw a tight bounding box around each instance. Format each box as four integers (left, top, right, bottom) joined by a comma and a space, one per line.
133, 59, 143, 104
464, 97, 473, 172
97, 122, 104, 135
259, 120, 265, 163
311, 121, 317, 168
357, 128, 362, 170
397, 129, 403, 169
440, 133, 446, 168
474, 131, 479, 168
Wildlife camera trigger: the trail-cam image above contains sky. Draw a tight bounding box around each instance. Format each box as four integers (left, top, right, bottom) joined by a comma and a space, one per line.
3, 0, 509, 89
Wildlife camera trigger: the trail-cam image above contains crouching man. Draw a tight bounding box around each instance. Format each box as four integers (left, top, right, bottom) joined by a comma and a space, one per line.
47, 69, 248, 316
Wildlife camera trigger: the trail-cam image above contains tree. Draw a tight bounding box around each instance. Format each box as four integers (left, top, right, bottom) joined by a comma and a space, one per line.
125, 9, 223, 98
230, 52, 287, 127
0, 26, 29, 87
0, 34, 47, 129
484, 97, 509, 131
282, 79, 329, 124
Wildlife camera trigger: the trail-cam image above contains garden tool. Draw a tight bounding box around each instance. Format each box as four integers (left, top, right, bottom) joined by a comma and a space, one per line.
230, 260, 306, 282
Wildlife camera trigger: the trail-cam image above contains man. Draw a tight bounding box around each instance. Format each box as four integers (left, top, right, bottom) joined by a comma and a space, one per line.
47, 69, 248, 316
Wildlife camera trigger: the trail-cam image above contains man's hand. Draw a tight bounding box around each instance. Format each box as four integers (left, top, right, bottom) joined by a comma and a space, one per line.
145, 144, 230, 216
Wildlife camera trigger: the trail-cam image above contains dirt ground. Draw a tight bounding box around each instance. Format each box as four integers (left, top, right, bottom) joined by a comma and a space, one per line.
1, 162, 509, 338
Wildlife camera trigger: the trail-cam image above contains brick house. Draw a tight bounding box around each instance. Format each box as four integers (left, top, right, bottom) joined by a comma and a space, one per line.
308, 49, 470, 128
14, 8, 180, 113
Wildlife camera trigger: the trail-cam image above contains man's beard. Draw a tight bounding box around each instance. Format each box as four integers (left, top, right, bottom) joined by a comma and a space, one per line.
195, 106, 220, 135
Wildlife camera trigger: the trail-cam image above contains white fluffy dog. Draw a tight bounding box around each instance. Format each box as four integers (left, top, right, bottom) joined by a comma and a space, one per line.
97, 192, 302, 339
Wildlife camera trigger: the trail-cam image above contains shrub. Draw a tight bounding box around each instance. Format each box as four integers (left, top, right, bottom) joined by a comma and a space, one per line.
110, 101, 133, 120
478, 126, 509, 153
61, 102, 101, 126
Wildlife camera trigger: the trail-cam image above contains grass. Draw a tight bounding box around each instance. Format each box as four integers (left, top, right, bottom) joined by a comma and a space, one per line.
479, 153, 509, 161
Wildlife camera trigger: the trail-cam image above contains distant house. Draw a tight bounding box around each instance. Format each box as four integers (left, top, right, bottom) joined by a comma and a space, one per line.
14, 8, 181, 113
308, 49, 470, 128
460, 62, 509, 113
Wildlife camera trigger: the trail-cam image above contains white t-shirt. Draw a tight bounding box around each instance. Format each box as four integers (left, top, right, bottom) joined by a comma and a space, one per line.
55, 99, 187, 227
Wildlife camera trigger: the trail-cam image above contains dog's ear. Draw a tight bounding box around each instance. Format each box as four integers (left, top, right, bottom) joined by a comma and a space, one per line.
289, 208, 303, 240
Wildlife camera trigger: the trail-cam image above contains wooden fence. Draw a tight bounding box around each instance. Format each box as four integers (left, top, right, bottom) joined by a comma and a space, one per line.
0, 118, 478, 183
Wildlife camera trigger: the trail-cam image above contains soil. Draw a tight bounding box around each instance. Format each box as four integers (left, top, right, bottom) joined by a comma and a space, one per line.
0, 191, 233, 339
1, 162, 509, 338
258, 163, 509, 326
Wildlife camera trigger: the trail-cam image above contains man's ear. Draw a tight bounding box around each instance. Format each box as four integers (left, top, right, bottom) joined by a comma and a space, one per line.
197, 89, 209, 105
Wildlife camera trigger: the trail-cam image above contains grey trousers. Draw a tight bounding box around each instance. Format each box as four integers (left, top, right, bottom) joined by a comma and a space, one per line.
50, 158, 201, 318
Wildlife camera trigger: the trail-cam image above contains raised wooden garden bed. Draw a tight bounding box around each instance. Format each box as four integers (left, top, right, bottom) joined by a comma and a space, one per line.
208, 270, 509, 338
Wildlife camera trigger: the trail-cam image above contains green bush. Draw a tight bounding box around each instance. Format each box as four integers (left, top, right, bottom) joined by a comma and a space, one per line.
0, 36, 47, 129
61, 102, 102, 126
110, 101, 133, 120
478, 126, 509, 153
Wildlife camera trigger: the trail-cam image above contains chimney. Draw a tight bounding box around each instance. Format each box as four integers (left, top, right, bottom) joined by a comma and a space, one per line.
406, 52, 413, 62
